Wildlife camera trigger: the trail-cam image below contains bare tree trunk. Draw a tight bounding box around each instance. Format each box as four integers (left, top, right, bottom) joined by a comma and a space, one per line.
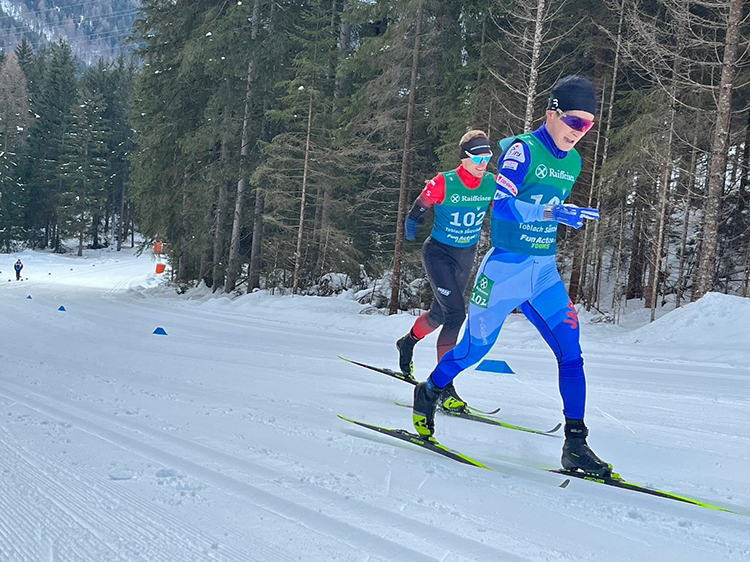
248, 190, 265, 290
611, 205, 625, 317
389, 0, 425, 315
645, 106, 675, 320
742, 241, 750, 297
78, 214, 84, 257
117, 182, 126, 251
740, 112, 750, 298
575, 78, 606, 306
199, 201, 214, 285
225, 65, 253, 292
211, 181, 228, 290
92, 213, 100, 248
315, 187, 329, 276
292, 81, 316, 295
627, 187, 646, 300
645, 2, 687, 320
212, 102, 231, 291
523, 0, 546, 132
248, 100, 272, 292
312, 185, 324, 269
568, 243, 583, 303
694, 0, 742, 300
676, 137, 698, 309
740, 109, 750, 205
473, 12, 489, 134
226, 0, 261, 293
587, 1, 623, 310
177, 176, 190, 283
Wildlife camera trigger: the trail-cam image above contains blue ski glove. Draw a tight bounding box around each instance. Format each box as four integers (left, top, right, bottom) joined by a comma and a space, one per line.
544, 204, 600, 229
405, 217, 418, 241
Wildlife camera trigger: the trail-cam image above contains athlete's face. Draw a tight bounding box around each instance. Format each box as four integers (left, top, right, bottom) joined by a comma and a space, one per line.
461, 154, 491, 178
546, 109, 595, 152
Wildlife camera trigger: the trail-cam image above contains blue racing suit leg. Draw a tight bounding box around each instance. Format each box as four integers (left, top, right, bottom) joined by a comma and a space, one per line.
430, 248, 532, 387
431, 250, 587, 420
519, 260, 585, 419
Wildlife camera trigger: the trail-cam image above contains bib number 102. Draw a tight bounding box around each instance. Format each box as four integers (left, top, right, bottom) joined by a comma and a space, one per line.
450, 211, 486, 227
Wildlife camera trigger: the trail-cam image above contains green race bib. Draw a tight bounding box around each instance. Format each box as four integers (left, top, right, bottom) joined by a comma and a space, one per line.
470, 274, 494, 308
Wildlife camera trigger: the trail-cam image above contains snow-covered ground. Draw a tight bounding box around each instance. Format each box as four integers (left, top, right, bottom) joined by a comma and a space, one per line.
1, 247, 748, 562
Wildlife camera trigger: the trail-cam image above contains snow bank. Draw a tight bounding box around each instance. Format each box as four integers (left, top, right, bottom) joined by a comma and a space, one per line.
623, 292, 749, 348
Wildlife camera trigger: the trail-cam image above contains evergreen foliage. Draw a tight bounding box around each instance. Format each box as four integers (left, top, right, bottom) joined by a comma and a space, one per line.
0, 51, 30, 250
6, 36, 135, 254
0, 0, 140, 64
1, 0, 749, 316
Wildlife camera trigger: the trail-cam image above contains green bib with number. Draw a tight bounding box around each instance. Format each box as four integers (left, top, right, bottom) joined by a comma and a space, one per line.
431, 170, 495, 248
491, 133, 581, 255
470, 273, 494, 308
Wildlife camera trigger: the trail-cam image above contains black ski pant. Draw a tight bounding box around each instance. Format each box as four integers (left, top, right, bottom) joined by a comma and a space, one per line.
422, 237, 476, 360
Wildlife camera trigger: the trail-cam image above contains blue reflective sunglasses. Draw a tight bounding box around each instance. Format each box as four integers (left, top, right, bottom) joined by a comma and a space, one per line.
465, 151, 492, 164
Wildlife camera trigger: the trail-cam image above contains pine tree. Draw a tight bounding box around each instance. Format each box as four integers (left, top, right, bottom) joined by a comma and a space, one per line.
253, 0, 346, 293
0, 52, 32, 250
130, 0, 220, 281
14, 38, 37, 95
175, 0, 265, 290
694, 0, 745, 299
337, 0, 493, 308
24, 40, 78, 250
226, 0, 303, 293
105, 56, 136, 251
57, 71, 112, 256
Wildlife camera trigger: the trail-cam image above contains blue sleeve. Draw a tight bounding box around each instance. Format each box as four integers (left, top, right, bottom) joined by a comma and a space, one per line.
492, 140, 544, 223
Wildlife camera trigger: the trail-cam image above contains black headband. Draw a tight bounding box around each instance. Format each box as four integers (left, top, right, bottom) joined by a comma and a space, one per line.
460, 136, 491, 160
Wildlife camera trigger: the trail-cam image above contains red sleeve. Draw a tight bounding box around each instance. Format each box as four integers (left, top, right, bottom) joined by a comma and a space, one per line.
418, 173, 446, 206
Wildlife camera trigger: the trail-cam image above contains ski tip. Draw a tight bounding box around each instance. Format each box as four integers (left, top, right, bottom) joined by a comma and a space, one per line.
559, 478, 571, 488
465, 406, 502, 416
547, 423, 563, 434
337, 413, 354, 423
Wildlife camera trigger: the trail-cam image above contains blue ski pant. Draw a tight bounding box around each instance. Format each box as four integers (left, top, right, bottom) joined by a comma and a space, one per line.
430, 248, 587, 419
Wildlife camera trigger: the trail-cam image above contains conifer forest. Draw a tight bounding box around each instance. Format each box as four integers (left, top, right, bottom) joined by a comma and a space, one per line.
0, 0, 748, 320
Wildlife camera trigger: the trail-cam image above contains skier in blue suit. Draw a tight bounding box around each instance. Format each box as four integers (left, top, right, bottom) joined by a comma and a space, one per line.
412, 76, 612, 477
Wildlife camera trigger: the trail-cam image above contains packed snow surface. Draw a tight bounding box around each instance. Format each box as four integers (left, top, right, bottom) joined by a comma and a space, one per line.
0, 247, 748, 561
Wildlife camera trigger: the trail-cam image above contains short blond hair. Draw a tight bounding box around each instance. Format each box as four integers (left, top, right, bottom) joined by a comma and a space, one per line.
459, 130, 488, 147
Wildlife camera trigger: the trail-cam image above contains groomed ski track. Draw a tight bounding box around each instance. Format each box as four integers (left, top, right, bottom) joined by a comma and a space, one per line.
0, 249, 748, 561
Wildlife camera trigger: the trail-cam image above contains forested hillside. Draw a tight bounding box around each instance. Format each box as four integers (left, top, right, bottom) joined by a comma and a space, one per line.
0, 37, 135, 256
0, 0, 139, 63
1, 0, 749, 320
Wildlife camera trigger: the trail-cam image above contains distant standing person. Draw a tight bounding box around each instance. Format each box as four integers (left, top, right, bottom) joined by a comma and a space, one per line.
396, 130, 495, 412
412, 76, 611, 477
14, 259, 23, 281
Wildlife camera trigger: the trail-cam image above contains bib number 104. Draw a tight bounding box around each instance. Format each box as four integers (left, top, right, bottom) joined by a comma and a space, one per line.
450, 211, 486, 227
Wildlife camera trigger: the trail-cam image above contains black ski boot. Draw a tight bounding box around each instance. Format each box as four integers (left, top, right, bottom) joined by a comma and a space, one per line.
413, 378, 442, 439
561, 419, 612, 477
396, 332, 419, 381
439, 382, 468, 413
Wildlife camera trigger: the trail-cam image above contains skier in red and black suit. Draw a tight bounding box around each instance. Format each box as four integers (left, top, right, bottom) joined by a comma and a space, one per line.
395, 130, 496, 412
